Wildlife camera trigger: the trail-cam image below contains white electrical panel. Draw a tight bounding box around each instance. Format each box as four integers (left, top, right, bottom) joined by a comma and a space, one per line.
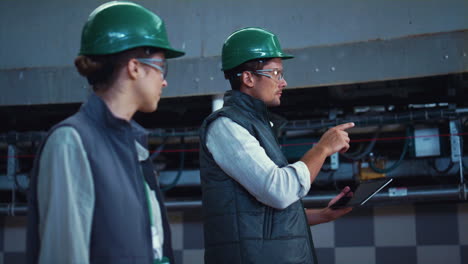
414, 127, 441, 157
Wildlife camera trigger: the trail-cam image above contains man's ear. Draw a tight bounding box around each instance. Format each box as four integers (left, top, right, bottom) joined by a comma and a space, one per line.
241, 71, 255, 88
127, 58, 140, 80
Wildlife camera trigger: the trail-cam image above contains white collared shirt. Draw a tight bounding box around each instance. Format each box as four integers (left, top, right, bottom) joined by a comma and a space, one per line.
37, 126, 163, 263
206, 117, 311, 209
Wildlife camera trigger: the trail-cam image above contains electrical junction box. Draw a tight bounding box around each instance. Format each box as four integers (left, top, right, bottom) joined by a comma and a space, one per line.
413, 127, 441, 157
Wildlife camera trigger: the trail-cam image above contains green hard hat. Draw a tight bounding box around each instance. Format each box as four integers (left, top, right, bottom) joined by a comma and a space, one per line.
221, 27, 294, 71
79, 1, 184, 58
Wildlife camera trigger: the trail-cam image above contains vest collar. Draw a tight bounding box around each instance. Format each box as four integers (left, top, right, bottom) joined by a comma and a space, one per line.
223, 90, 287, 130
223, 90, 269, 121
81, 93, 148, 142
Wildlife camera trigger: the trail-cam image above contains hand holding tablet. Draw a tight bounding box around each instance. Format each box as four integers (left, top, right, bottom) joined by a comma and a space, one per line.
329, 178, 393, 210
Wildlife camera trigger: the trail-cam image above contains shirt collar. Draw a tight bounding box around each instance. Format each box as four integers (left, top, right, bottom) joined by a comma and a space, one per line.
135, 141, 150, 161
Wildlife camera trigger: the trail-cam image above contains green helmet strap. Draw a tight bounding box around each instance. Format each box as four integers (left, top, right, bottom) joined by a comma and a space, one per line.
221, 27, 293, 71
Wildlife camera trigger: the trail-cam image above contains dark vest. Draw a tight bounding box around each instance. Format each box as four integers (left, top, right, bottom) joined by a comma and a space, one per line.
199, 90, 317, 264
27, 94, 174, 264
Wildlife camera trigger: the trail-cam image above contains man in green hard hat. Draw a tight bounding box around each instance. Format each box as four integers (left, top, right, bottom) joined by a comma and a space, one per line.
199, 27, 355, 263
26, 2, 183, 264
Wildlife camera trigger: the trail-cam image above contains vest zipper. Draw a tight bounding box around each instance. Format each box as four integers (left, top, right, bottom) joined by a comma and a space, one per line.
263, 207, 273, 239
301, 200, 318, 263
129, 134, 154, 263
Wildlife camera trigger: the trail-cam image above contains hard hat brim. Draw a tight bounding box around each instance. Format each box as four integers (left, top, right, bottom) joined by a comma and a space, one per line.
164, 47, 185, 59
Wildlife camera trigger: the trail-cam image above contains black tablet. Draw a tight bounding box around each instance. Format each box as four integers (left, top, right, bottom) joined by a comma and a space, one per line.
330, 178, 393, 209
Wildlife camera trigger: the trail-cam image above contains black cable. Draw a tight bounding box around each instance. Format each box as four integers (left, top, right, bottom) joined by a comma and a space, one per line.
150, 136, 169, 161
369, 128, 410, 173
160, 136, 185, 192
341, 129, 380, 161
429, 158, 454, 174
13, 173, 28, 193
344, 143, 365, 157
314, 170, 335, 187
332, 171, 342, 191
320, 163, 332, 173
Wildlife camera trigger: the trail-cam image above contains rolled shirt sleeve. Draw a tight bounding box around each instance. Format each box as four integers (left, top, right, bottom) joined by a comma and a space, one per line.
37, 127, 94, 264
206, 117, 311, 210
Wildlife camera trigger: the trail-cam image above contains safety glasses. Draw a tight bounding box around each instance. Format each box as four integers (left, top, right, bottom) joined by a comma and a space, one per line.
136, 58, 168, 79
237, 68, 284, 81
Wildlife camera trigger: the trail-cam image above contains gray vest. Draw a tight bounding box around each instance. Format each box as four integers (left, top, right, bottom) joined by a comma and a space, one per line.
199, 90, 317, 264
27, 94, 174, 264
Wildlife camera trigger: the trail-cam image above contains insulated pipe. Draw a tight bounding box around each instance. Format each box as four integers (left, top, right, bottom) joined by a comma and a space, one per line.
1, 108, 467, 143
285, 109, 468, 131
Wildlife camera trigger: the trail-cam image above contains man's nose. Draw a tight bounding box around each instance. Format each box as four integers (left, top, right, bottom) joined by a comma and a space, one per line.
280, 78, 287, 88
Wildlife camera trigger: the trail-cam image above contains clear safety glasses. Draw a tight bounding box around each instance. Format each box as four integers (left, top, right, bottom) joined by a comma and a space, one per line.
237, 68, 284, 81
136, 58, 168, 79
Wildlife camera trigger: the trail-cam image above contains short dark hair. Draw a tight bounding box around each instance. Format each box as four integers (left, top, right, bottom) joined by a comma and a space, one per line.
74, 47, 163, 92
223, 58, 273, 90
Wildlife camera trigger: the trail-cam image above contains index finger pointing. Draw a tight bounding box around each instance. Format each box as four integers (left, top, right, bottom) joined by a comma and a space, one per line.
335, 122, 355, 131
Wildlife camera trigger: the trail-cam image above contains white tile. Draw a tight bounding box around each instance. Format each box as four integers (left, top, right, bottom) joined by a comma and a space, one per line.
3, 217, 26, 252
374, 205, 416, 246
183, 249, 205, 264
458, 203, 468, 245
417, 245, 460, 264
335, 247, 375, 264
310, 221, 334, 248
168, 211, 184, 250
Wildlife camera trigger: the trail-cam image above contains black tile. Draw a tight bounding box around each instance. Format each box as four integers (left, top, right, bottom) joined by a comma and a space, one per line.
4, 252, 26, 264
315, 248, 334, 264
183, 209, 204, 249
173, 249, 183, 264
461, 245, 468, 264
415, 203, 458, 245
335, 208, 374, 247
0, 216, 4, 251
376, 246, 417, 264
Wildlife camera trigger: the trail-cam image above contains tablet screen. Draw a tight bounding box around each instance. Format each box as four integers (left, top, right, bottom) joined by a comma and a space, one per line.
330, 178, 393, 209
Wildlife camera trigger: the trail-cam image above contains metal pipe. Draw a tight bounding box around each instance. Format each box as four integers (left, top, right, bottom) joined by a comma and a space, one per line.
163, 184, 467, 210
7, 145, 17, 207
460, 183, 467, 201
0, 131, 46, 144
303, 185, 464, 208
0, 204, 28, 216
2, 185, 466, 214
166, 200, 203, 210
0, 173, 29, 190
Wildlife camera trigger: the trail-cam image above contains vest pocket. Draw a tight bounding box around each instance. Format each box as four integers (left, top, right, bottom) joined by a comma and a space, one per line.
263, 207, 273, 239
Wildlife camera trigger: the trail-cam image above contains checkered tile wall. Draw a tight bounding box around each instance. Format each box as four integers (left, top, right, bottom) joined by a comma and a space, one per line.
1, 203, 467, 264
